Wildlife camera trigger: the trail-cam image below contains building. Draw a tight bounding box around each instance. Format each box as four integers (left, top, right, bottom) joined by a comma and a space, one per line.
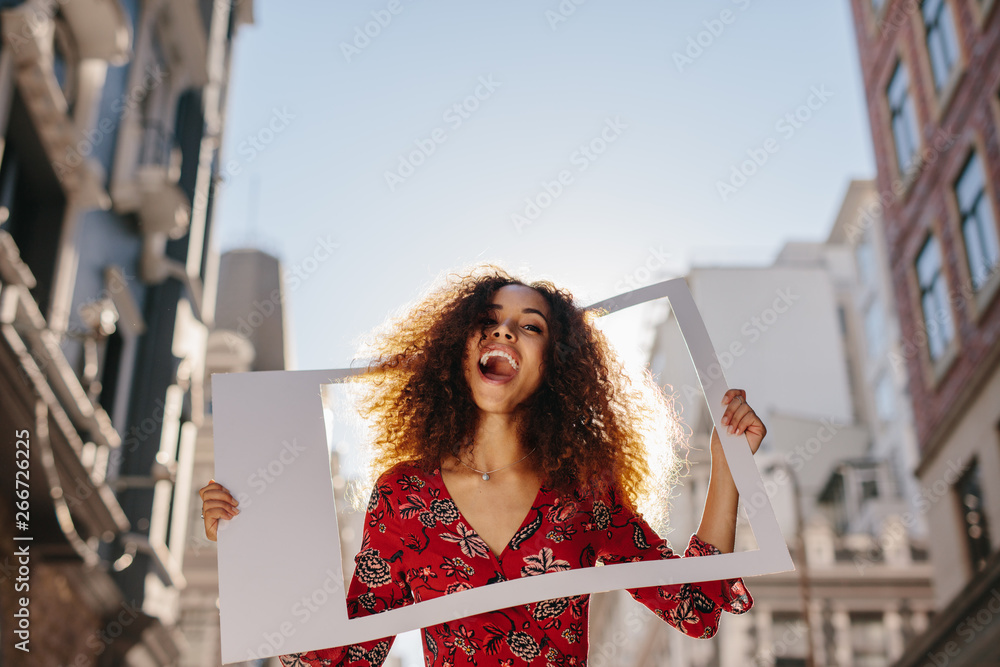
588, 180, 934, 666
846, 1, 1000, 664
806, 179, 925, 541
0, 1, 252, 664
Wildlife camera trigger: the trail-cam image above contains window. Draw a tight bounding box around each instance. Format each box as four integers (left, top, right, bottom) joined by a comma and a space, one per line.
888, 61, 921, 177
857, 238, 877, 285
850, 612, 889, 666
954, 151, 1000, 291
0, 90, 68, 317
915, 235, 955, 361
771, 612, 809, 667
922, 0, 961, 91
889, 448, 908, 497
875, 372, 895, 423
856, 465, 881, 502
956, 459, 992, 572
865, 298, 885, 360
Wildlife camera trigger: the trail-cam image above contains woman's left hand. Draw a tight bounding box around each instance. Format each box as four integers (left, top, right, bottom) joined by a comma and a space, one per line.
713, 389, 765, 456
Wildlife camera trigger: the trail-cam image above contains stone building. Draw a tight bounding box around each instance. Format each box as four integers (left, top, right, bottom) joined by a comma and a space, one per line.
0, 1, 252, 664
846, 1, 1000, 664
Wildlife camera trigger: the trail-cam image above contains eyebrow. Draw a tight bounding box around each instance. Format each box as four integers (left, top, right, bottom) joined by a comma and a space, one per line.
486, 303, 549, 324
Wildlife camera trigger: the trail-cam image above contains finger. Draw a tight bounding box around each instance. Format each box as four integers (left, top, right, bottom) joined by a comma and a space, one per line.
198, 481, 231, 500
726, 404, 749, 432
721, 390, 745, 424
203, 500, 239, 516
723, 397, 747, 427
732, 409, 757, 435
203, 500, 239, 517
201, 488, 238, 505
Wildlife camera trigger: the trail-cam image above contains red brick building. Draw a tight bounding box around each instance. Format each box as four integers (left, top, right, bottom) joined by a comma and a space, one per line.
847, 0, 1000, 664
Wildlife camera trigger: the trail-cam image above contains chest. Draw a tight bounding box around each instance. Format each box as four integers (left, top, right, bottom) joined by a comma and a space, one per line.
439, 472, 541, 559
390, 468, 608, 603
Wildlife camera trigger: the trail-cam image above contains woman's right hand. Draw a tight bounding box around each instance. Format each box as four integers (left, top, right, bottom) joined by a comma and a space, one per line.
199, 479, 239, 541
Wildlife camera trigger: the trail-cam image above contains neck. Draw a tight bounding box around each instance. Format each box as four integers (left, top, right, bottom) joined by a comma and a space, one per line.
463, 411, 528, 469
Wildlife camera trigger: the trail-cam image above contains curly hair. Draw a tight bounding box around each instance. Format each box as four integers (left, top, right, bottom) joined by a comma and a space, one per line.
348, 264, 687, 526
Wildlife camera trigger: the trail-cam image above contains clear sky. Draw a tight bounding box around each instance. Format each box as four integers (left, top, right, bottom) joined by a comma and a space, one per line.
214, 0, 875, 373
213, 3, 874, 661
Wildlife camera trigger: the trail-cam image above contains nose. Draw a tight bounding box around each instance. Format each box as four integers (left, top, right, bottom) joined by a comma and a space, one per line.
492, 318, 515, 340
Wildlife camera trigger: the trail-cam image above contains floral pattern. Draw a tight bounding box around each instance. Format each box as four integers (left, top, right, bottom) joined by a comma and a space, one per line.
279, 463, 753, 666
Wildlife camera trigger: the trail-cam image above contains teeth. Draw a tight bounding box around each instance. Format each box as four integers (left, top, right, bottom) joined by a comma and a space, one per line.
479, 349, 519, 371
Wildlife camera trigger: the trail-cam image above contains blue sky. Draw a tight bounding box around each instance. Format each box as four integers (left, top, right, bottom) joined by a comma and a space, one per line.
214, 0, 874, 371
212, 3, 874, 661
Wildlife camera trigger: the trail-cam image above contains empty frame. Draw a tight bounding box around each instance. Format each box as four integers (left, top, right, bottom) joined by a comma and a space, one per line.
211, 278, 793, 663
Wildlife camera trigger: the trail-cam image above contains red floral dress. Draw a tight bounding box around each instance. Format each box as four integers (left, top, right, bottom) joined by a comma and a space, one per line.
279, 463, 752, 666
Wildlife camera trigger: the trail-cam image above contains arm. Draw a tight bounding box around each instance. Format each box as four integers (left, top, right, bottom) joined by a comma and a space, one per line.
278, 474, 411, 667
596, 487, 753, 640
695, 389, 765, 553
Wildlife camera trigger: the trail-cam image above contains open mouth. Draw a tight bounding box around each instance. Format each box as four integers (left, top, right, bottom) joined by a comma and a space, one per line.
478, 348, 519, 383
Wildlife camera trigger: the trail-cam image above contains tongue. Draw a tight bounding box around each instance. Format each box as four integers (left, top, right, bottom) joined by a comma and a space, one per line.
484, 355, 516, 380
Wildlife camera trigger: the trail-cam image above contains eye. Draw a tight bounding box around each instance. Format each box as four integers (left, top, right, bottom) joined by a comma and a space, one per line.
523, 324, 542, 333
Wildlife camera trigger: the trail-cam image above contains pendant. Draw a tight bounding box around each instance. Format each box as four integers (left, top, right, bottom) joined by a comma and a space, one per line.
482, 473, 490, 481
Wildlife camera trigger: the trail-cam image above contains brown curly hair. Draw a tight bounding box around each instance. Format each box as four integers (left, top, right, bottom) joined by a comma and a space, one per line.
349, 264, 685, 518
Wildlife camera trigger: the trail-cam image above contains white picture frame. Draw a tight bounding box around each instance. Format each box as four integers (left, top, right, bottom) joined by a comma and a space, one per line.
211, 278, 793, 663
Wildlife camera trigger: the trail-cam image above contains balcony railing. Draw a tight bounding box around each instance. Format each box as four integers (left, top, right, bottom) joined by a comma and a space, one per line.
139, 121, 182, 180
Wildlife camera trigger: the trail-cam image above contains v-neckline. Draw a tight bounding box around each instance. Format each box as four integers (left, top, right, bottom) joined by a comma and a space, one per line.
432, 466, 547, 562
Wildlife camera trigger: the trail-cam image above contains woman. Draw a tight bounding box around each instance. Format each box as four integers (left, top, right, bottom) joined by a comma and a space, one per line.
200, 266, 765, 666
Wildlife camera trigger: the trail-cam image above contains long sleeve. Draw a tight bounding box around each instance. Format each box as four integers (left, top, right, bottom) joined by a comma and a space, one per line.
593, 487, 753, 640
279, 474, 414, 666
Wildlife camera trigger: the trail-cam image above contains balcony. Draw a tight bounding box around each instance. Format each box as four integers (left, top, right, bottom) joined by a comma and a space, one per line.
135, 123, 190, 240
0, 230, 128, 560
59, 0, 132, 64
0, 4, 111, 210
157, 0, 209, 90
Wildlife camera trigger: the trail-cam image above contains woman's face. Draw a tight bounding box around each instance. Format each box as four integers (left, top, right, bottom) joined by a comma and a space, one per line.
464, 284, 552, 415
